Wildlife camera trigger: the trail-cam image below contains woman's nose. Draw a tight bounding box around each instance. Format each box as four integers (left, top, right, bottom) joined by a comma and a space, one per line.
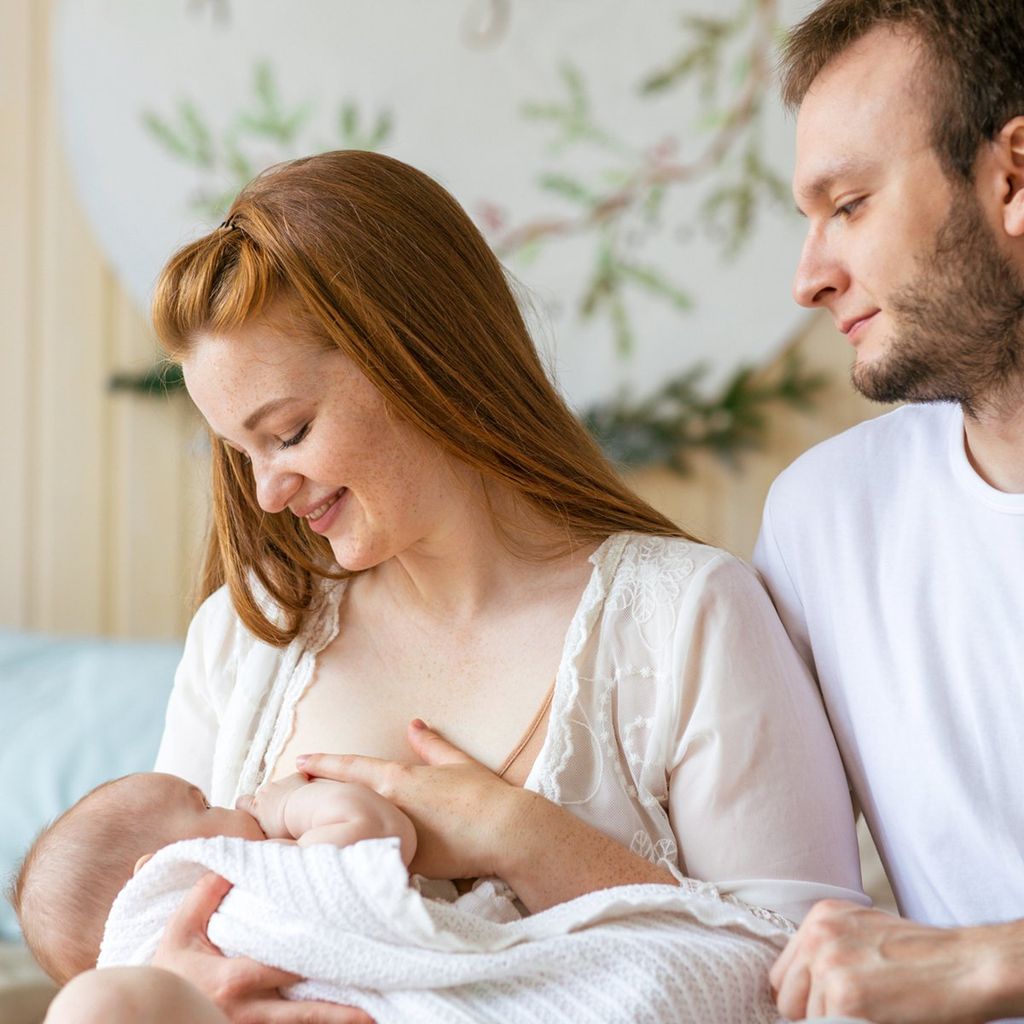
253, 460, 301, 515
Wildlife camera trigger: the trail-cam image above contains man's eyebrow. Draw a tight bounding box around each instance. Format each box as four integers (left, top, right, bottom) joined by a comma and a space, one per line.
794, 158, 873, 211
243, 397, 299, 431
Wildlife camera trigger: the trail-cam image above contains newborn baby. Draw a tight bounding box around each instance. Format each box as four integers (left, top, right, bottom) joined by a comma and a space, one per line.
12, 771, 416, 983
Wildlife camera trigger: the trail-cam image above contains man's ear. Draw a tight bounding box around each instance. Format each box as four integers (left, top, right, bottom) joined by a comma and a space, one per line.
993, 117, 1024, 238
132, 853, 154, 876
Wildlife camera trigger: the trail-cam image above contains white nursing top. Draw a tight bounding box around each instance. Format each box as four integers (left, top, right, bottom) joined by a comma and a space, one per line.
156, 533, 865, 922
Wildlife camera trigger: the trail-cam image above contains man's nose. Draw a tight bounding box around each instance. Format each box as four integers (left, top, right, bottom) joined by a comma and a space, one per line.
792, 230, 845, 308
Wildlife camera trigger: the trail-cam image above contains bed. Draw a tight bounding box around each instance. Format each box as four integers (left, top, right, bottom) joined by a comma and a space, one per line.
0, 629, 181, 1024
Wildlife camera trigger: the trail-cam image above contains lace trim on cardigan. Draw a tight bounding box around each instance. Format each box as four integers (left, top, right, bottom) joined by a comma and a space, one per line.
235, 578, 349, 798
530, 533, 628, 803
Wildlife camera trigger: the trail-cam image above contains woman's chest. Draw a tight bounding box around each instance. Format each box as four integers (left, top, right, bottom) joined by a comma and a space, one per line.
269, 609, 568, 781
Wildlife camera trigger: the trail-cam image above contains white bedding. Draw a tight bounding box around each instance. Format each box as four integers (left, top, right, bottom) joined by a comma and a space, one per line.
99, 836, 792, 1023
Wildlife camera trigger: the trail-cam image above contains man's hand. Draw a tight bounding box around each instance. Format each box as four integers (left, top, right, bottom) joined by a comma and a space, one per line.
152, 871, 373, 1023
770, 898, 1024, 1024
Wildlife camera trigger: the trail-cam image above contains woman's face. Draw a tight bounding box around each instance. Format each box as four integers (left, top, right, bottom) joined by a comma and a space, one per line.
182, 314, 459, 571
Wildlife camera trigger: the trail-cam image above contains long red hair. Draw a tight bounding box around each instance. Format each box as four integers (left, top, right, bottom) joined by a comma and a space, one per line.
153, 151, 695, 645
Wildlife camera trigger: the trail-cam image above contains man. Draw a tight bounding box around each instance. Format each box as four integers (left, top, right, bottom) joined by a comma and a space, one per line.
752, 2, 1024, 1021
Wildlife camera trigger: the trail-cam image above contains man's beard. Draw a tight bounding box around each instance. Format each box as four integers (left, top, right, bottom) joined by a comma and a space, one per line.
852, 190, 1024, 414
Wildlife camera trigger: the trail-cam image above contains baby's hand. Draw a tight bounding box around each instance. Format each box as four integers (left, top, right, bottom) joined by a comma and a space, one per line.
236, 773, 307, 839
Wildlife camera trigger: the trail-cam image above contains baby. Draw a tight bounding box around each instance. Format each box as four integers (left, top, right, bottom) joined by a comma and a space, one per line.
11, 771, 416, 984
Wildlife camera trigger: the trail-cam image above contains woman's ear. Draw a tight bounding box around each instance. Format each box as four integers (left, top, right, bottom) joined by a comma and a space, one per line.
994, 117, 1024, 238
133, 853, 154, 876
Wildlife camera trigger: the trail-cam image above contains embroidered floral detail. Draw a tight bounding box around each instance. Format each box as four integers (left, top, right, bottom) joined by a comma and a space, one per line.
631, 829, 679, 868
605, 537, 695, 625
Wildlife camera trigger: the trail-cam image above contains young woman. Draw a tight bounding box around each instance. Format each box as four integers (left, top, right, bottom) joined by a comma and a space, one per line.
46, 151, 862, 1024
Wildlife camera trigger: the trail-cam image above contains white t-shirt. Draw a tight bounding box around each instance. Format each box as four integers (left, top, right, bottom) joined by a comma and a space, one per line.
156, 533, 865, 922
754, 403, 1024, 927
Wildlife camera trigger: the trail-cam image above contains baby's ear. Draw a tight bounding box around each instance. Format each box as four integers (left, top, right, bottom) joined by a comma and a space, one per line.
132, 853, 154, 876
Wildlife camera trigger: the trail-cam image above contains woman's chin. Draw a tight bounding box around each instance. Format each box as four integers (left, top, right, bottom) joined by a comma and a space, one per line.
328, 537, 388, 574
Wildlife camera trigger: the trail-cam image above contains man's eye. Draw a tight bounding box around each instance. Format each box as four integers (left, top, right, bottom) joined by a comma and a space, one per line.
835, 197, 865, 219
279, 423, 310, 450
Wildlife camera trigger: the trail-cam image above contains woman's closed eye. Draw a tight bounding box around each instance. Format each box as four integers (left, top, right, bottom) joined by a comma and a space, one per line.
278, 422, 311, 450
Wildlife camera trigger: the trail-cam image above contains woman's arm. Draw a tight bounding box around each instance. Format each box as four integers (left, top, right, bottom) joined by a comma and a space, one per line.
665, 555, 864, 920
153, 589, 234, 793
298, 721, 678, 914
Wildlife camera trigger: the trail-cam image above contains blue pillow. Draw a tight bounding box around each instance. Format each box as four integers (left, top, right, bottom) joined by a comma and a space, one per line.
0, 629, 181, 941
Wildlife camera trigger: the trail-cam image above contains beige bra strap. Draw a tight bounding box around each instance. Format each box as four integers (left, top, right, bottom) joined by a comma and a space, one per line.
497, 681, 555, 779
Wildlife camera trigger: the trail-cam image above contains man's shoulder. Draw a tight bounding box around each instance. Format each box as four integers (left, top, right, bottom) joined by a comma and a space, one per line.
768, 403, 950, 511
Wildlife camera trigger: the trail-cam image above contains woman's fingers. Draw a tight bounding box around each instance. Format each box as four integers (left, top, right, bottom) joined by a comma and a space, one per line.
297, 753, 390, 787
256, 1000, 375, 1023
406, 719, 477, 766
297, 721, 477, 782
167, 872, 233, 945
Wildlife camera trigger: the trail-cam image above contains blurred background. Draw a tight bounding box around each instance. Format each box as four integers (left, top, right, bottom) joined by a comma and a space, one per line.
1, 0, 886, 640
0, 1, 892, 1016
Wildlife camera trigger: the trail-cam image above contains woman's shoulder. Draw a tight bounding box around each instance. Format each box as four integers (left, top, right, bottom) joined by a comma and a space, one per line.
593, 533, 768, 631
601, 532, 753, 589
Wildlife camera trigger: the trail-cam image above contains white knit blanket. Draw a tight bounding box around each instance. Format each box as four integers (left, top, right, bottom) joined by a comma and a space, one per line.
99, 836, 790, 1023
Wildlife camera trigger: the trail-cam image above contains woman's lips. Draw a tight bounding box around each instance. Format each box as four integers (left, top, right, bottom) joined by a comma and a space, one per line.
304, 488, 347, 534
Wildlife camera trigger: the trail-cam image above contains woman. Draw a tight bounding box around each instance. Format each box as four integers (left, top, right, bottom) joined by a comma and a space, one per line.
47, 151, 863, 1023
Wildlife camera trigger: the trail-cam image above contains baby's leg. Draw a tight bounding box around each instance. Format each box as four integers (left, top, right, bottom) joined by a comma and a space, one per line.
44, 967, 228, 1024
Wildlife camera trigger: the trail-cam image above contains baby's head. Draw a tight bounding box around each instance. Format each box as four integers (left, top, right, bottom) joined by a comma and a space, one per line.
10, 772, 264, 983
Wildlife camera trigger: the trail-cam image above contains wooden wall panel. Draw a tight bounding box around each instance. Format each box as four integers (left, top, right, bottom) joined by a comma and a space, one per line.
628, 314, 891, 561
108, 294, 194, 637
0, 0, 36, 626
30, 0, 112, 633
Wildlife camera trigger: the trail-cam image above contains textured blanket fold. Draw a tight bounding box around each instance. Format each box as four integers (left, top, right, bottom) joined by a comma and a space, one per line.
99, 836, 789, 1023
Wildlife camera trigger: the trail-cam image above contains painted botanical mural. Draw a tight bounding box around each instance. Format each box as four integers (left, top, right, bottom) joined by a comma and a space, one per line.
57, 0, 817, 469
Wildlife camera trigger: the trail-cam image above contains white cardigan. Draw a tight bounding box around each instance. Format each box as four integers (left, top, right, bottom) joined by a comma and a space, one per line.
156, 533, 866, 921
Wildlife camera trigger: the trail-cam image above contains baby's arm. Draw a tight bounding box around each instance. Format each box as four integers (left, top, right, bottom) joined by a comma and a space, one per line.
239, 775, 417, 865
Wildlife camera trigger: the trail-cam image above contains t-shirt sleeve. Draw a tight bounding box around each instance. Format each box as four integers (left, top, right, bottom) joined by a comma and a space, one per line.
153, 587, 236, 797
665, 554, 864, 918
752, 480, 814, 672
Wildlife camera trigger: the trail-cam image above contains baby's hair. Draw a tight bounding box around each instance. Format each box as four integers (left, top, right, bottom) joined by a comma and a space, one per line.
8, 776, 171, 984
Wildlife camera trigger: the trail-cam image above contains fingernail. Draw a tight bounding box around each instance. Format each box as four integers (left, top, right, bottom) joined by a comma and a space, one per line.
295, 755, 309, 768
411, 718, 428, 730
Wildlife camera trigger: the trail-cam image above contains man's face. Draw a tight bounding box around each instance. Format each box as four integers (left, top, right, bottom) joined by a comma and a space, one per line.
791, 27, 1024, 409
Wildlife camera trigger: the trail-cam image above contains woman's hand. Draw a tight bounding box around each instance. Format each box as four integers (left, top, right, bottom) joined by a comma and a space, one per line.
298, 720, 677, 913
152, 871, 373, 1023
297, 720, 530, 881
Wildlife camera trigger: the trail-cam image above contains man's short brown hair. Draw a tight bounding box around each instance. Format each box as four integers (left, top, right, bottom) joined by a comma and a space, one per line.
779, 0, 1024, 181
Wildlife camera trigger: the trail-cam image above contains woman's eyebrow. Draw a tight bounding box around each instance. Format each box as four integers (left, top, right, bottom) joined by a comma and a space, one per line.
243, 397, 299, 431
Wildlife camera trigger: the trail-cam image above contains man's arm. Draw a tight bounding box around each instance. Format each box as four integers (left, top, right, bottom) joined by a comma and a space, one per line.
770, 898, 1024, 1023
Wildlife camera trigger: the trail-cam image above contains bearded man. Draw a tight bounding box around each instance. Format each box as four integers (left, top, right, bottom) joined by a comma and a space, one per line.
753, 2, 1024, 1021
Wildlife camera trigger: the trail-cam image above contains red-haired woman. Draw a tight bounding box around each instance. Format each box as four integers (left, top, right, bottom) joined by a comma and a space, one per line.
45, 152, 862, 1023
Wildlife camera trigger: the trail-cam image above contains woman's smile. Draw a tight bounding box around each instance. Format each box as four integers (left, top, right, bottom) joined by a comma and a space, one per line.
301, 487, 349, 535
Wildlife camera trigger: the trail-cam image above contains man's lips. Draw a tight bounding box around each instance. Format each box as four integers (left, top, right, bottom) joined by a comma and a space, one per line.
840, 311, 879, 339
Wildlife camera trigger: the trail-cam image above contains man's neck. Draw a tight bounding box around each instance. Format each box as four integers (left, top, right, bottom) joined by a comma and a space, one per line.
961, 388, 1024, 492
